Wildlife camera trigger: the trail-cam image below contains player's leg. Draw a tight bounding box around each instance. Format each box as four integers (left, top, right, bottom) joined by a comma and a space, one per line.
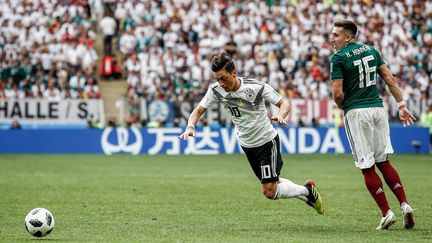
271, 136, 309, 199
373, 108, 414, 229
361, 166, 395, 229
378, 163, 415, 230
302, 179, 324, 214
243, 136, 308, 200
376, 160, 409, 205
377, 159, 415, 229
243, 135, 283, 199
344, 109, 376, 168
259, 136, 324, 214
361, 167, 390, 216
261, 178, 324, 215
261, 136, 310, 200
242, 137, 280, 199
273, 178, 308, 200
248, 135, 304, 199
345, 108, 394, 229
265, 178, 324, 214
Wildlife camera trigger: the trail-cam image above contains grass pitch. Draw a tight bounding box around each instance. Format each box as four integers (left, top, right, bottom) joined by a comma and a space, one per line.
0, 154, 431, 242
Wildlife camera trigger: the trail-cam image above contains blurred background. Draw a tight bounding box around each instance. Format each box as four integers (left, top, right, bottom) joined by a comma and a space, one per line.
0, 0, 431, 154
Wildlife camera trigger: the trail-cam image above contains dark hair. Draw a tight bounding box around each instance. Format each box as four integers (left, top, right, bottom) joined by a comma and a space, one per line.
334, 19, 357, 37
211, 52, 235, 72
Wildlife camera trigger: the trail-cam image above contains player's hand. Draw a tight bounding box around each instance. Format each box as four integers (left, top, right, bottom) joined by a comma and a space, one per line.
399, 107, 416, 127
271, 115, 288, 126
178, 127, 196, 140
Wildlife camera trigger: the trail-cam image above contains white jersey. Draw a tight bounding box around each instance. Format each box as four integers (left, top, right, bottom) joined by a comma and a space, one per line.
199, 77, 282, 148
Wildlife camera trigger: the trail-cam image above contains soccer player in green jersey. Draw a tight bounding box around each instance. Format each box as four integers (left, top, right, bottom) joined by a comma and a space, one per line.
330, 19, 416, 230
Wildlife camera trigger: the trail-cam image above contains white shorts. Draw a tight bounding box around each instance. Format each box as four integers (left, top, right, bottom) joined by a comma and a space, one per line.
344, 107, 394, 169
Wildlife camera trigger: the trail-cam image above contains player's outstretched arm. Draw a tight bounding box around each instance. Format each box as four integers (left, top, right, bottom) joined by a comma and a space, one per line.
271, 98, 290, 125
178, 105, 207, 140
378, 65, 416, 127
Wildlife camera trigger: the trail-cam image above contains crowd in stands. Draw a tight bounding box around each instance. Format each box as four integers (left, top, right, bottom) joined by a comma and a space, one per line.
1, 0, 431, 127
96, 0, 432, 125
0, 0, 101, 100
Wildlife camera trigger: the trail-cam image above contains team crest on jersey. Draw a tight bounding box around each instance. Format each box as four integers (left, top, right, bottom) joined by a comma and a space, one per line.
244, 88, 255, 101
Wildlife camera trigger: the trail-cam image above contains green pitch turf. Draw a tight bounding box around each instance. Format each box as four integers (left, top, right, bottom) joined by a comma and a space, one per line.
0, 154, 431, 242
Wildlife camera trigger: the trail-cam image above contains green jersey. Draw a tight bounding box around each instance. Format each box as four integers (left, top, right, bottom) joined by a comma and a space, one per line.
330, 42, 385, 114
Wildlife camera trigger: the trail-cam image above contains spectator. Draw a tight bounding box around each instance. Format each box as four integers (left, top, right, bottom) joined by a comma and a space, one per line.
1, 0, 431, 127
88, 117, 104, 129
0, 81, 7, 99
119, 27, 137, 55
10, 119, 22, 130
99, 8, 117, 55
1, 0, 101, 104
125, 89, 140, 126
107, 116, 118, 127
69, 70, 86, 92
43, 78, 61, 101
83, 76, 101, 99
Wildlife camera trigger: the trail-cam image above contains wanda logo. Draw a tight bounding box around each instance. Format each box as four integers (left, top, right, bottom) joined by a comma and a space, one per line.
101, 127, 143, 155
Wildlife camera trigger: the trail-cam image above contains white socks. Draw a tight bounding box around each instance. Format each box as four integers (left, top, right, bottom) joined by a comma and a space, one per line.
274, 178, 309, 201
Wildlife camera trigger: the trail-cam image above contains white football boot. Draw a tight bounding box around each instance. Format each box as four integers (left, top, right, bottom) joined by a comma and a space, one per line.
400, 202, 415, 229
376, 210, 396, 230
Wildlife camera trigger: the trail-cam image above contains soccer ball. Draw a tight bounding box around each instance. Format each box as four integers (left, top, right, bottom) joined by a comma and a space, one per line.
24, 208, 55, 237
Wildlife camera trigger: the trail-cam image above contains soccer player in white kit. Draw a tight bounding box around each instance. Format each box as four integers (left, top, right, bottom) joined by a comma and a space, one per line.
179, 52, 324, 214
